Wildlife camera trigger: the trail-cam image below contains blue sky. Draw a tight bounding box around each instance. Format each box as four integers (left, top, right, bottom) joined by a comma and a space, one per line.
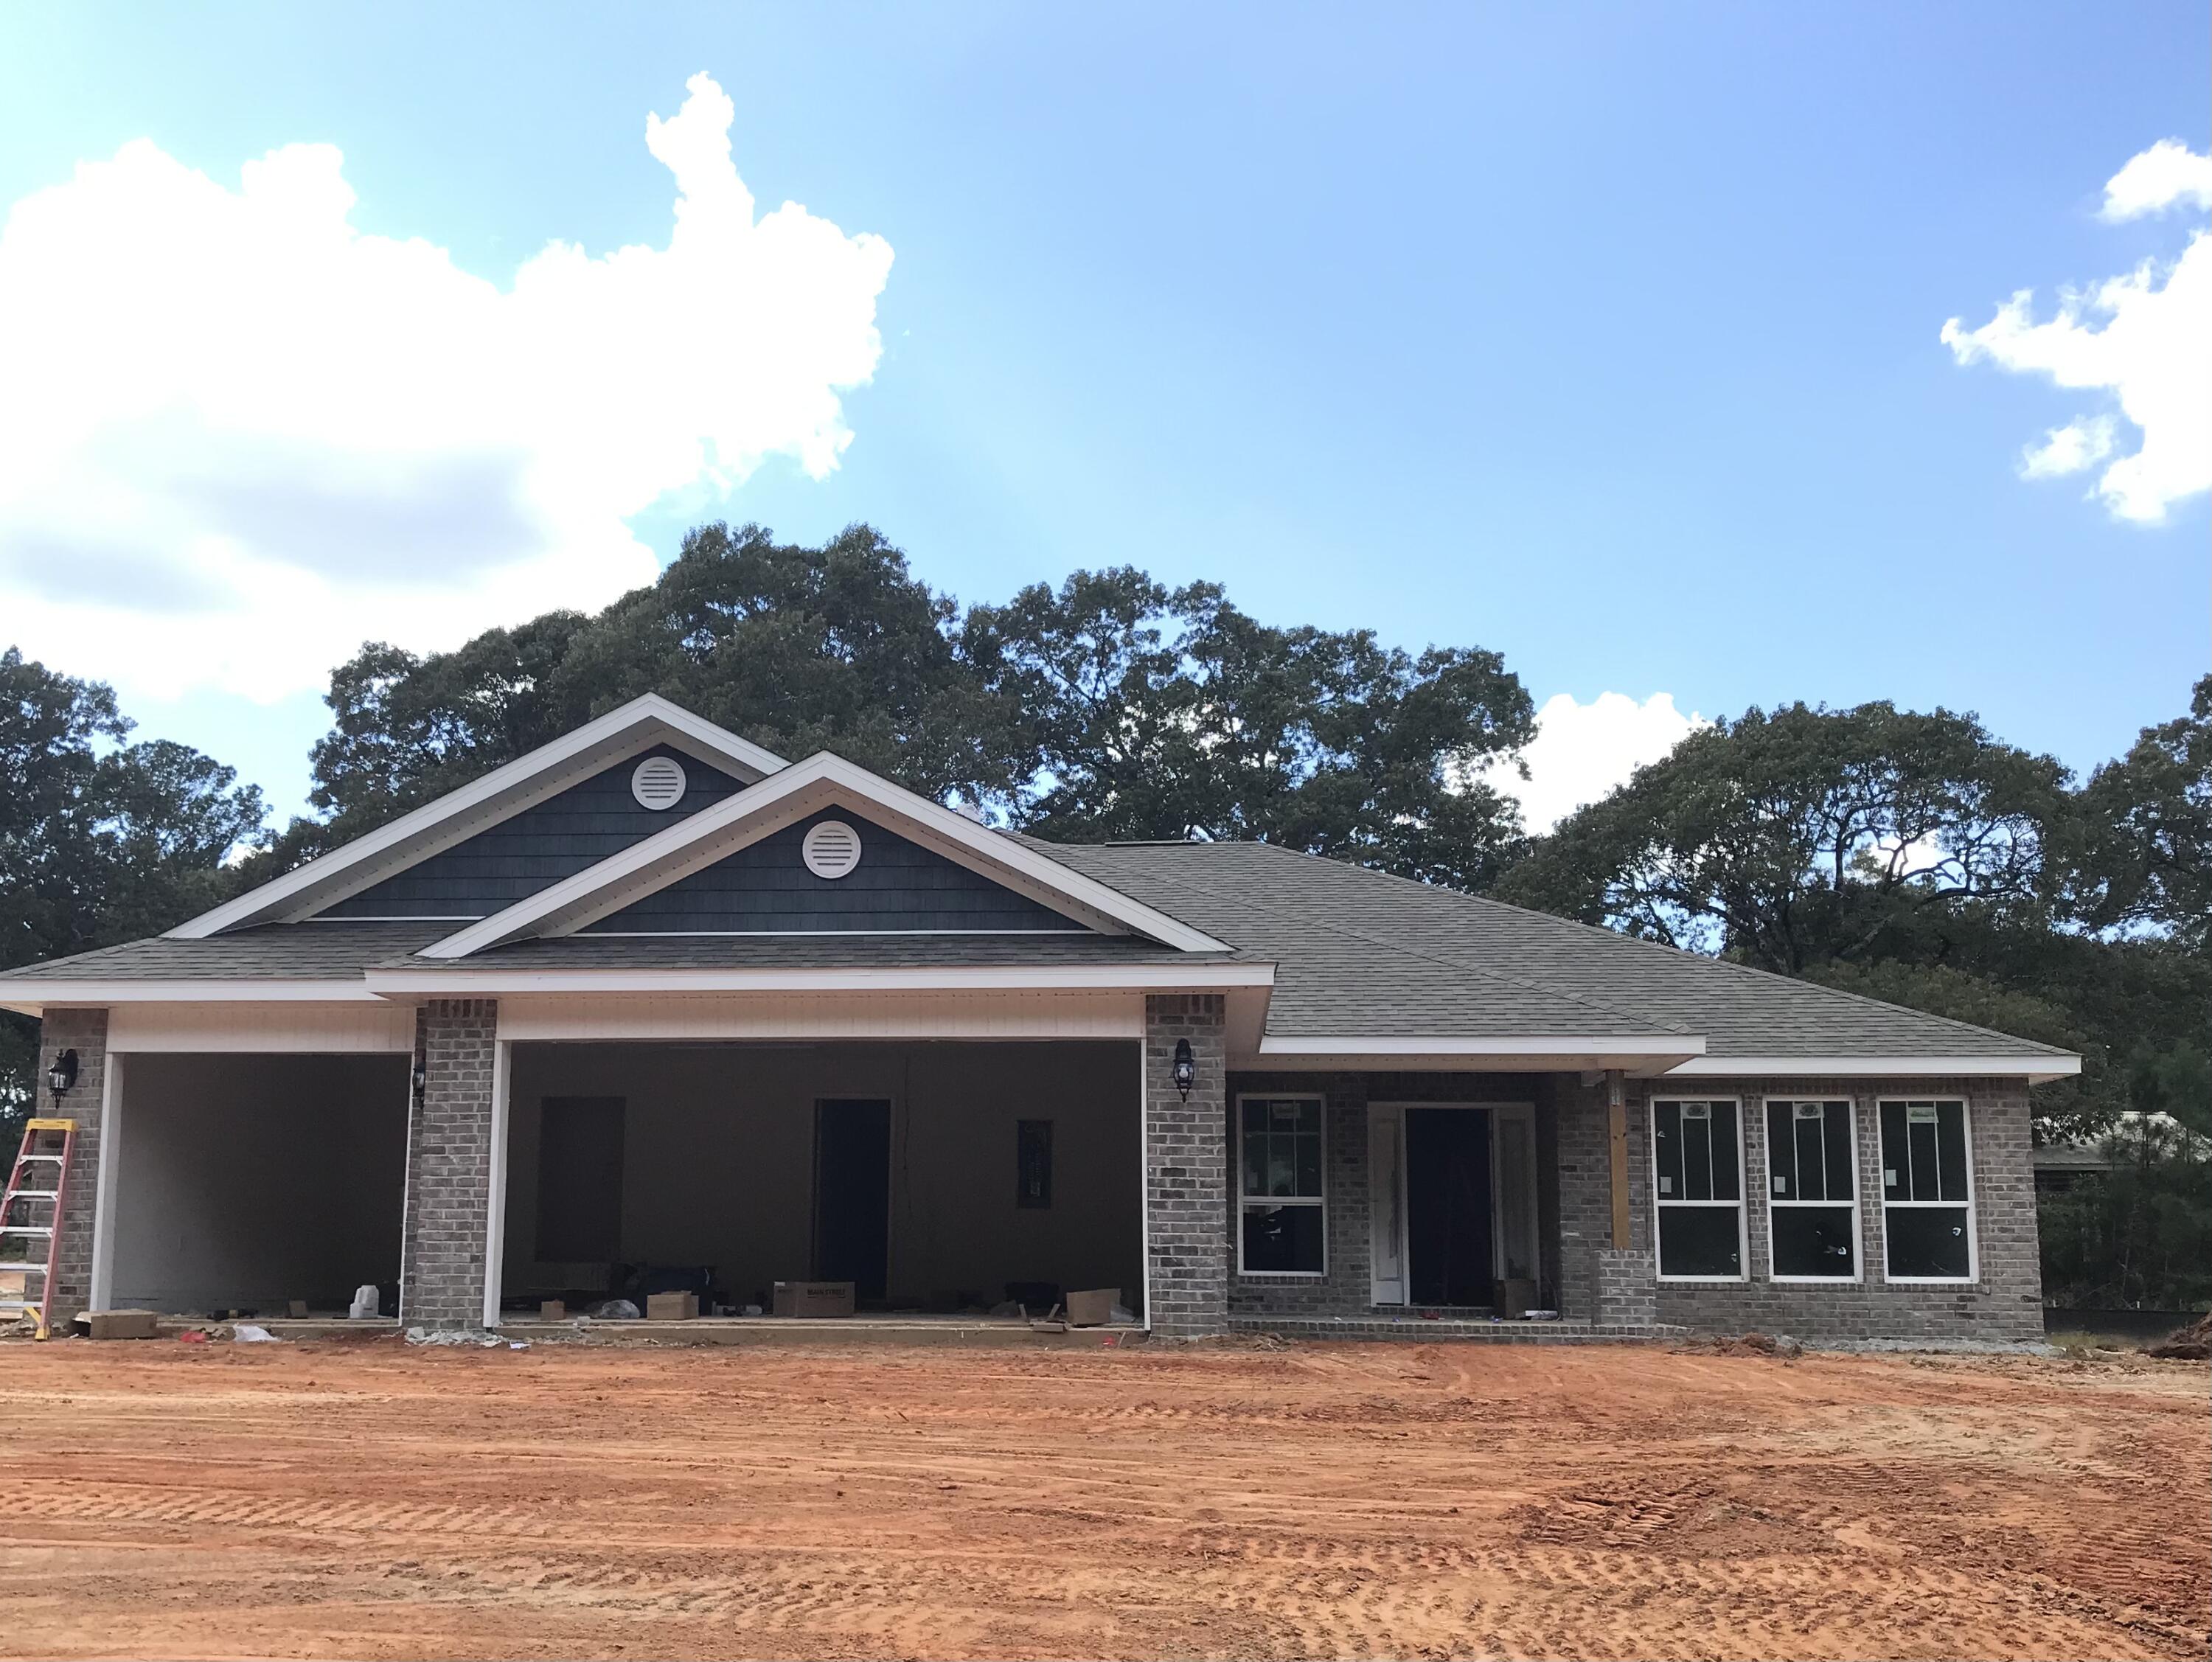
1, 4, 2205, 827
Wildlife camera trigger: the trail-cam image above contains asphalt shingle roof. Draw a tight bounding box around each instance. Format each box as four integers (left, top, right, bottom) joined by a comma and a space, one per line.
1024, 838, 2072, 1060
3, 837, 2071, 1063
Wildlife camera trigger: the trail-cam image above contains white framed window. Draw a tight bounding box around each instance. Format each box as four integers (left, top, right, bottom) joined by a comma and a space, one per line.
1879, 1099, 1976, 1282
1650, 1099, 1747, 1281
1764, 1099, 1860, 1282
1237, 1094, 1326, 1276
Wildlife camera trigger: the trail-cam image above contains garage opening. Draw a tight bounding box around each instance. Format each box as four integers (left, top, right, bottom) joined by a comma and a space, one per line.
499, 1040, 1141, 1319
108, 1053, 408, 1315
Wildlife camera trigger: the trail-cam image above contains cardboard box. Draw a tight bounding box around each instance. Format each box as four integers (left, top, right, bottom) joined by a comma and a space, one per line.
645, 1290, 699, 1321
1495, 1278, 1537, 1320
1065, 1287, 1120, 1327
86, 1309, 160, 1341
771, 1280, 855, 1318
540, 1299, 566, 1321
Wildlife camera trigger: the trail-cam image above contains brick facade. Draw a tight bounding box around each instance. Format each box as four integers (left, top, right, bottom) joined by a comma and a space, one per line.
1141, 995, 1229, 1337
398, 999, 501, 1329
1638, 1076, 2043, 1342
32, 1007, 108, 1319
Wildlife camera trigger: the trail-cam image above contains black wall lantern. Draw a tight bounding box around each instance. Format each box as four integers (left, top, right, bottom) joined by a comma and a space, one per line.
1172, 1038, 1195, 1101
46, 1048, 78, 1099
411, 1060, 427, 1104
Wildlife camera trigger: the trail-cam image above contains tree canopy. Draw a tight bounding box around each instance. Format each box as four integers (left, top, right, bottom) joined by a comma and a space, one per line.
1, 647, 268, 1122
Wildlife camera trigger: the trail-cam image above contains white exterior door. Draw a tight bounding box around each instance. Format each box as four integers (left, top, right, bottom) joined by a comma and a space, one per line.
1368, 1102, 1407, 1305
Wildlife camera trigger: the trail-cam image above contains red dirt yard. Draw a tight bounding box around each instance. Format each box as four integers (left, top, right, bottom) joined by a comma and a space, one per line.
0, 1335, 2203, 1661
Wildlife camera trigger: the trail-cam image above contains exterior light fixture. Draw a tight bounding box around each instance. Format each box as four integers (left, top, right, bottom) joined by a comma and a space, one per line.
411, 1061, 427, 1103
46, 1049, 78, 1099
1172, 1038, 1195, 1101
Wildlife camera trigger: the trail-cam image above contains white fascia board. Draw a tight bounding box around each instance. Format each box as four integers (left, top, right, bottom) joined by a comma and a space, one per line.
1664, 1054, 2081, 1081
166, 694, 787, 939
364, 962, 1276, 995
1258, 1034, 1708, 1057
1237, 1050, 1705, 1075
0, 980, 389, 1010
420, 752, 1232, 959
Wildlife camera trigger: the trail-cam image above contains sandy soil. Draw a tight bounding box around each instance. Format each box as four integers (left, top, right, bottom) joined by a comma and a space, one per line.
0, 1334, 2202, 1661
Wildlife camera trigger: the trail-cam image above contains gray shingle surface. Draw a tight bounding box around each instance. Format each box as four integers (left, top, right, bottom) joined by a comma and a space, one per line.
2, 833, 2074, 1065
1024, 838, 2071, 1060
3, 923, 451, 981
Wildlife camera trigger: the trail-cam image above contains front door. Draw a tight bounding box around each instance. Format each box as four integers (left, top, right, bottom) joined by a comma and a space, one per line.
1408, 1108, 1493, 1306
813, 1099, 891, 1304
1370, 1102, 1542, 1308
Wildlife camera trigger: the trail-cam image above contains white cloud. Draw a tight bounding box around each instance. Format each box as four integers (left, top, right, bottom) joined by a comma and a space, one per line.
2098, 137, 2212, 220
1484, 691, 1705, 834
1941, 140, 2209, 525
0, 72, 894, 701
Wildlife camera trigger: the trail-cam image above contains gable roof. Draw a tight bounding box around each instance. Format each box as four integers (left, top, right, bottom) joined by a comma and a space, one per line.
0, 694, 2079, 1080
418, 752, 1233, 958
167, 695, 787, 939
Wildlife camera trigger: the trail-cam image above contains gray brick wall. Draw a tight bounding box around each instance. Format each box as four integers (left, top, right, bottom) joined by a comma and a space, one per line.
31, 1007, 107, 1319
398, 999, 500, 1329
1225, 1071, 1371, 1317
1143, 995, 1228, 1338
1638, 1076, 2043, 1342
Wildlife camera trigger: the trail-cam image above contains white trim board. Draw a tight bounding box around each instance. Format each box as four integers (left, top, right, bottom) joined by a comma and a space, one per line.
366, 962, 1275, 995
495, 990, 1146, 1042
420, 753, 1231, 959
1664, 1054, 2077, 1082
0, 981, 390, 1012
105, 1002, 417, 1054
1258, 1035, 1705, 1057
165, 695, 787, 939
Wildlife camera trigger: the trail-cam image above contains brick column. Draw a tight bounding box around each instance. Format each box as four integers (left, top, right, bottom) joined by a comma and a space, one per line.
33, 1008, 108, 1319
399, 1000, 500, 1329
1144, 994, 1229, 1338
1551, 1074, 1656, 1324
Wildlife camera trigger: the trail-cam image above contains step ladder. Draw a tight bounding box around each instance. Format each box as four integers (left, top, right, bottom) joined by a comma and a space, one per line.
1, 1119, 78, 1340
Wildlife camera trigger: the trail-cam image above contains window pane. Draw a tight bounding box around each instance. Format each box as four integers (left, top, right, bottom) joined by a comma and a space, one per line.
1682, 1113, 1714, 1201
1710, 1102, 1741, 1201
1655, 1104, 1685, 1199
1936, 1103, 1969, 1202
1821, 1105, 1854, 1201
1294, 1131, 1323, 1197
1242, 1129, 1267, 1198
1887, 1206, 1971, 1278
1242, 1203, 1324, 1273
1289, 1099, 1321, 1138
1243, 1099, 1268, 1139
1773, 1204, 1856, 1277
1765, 1102, 1795, 1199
1880, 1102, 1909, 1198
1907, 1117, 1940, 1202
1658, 1204, 1742, 1278
1794, 1113, 1825, 1201
1267, 1136, 1296, 1197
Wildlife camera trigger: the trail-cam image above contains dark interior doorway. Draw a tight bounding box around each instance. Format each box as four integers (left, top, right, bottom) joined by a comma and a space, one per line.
1407, 1107, 1492, 1306
813, 1098, 891, 1302
536, 1096, 626, 1262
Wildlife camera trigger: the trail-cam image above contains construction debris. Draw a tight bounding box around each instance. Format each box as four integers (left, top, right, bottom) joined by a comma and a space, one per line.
2146, 1311, 2210, 1360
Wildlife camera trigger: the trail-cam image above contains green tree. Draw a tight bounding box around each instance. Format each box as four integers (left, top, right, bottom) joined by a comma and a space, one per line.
967, 568, 1534, 888
1493, 700, 2072, 972
2073, 673, 2212, 949
0, 647, 268, 1133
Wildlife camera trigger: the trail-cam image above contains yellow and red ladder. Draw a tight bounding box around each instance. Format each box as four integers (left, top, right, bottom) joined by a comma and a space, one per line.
1, 1119, 78, 1340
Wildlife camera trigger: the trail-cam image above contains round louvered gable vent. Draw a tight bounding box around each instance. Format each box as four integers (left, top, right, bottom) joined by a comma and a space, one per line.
802, 818, 863, 880
630, 755, 687, 810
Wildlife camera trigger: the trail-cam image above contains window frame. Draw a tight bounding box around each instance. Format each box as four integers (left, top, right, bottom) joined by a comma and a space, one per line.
1649, 1096, 1749, 1284
1761, 1097, 1863, 1285
1878, 1097, 1979, 1285
1234, 1091, 1328, 1279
